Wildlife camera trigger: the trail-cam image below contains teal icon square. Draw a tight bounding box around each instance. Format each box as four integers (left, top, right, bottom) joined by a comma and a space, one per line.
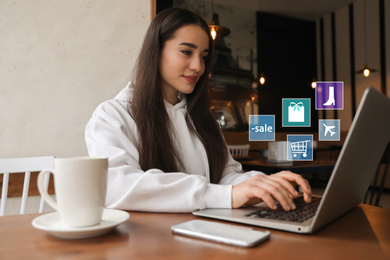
249, 115, 275, 141
282, 98, 311, 127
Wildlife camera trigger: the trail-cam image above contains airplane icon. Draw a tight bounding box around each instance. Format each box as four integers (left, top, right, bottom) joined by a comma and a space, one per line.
323, 123, 336, 136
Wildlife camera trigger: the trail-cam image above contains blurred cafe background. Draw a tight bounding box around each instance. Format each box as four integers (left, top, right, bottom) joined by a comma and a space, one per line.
1, 0, 389, 203
157, 0, 390, 191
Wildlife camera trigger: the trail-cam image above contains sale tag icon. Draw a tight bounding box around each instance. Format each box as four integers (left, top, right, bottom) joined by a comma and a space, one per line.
249, 115, 275, 141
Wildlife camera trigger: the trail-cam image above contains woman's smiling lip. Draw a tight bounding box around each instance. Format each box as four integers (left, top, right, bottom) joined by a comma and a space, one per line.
182, 75, 197, 84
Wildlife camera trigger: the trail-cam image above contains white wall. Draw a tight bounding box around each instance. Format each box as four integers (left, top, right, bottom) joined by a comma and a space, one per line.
0, 0, 151, 158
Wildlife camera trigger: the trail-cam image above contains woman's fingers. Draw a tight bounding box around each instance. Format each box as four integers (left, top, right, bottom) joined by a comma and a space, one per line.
257, 177, 295, 210
271, 171, 312, 203
232, 172, 312, 210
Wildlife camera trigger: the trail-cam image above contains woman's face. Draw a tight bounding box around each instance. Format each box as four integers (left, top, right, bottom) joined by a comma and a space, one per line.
159, 24, 210, 105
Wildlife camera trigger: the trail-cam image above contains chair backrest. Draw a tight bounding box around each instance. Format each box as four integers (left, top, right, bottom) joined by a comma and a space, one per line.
227, 144, 250, 157
0, 156, 54, 216
364, 143, 390, 206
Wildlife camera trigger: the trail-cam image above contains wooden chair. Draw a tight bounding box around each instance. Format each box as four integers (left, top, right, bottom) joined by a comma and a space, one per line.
227, 144, 250, 157
364, 144, 390, 207
0, 156, 54, 216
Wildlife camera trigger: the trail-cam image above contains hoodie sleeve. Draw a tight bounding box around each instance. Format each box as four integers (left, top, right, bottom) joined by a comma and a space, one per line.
85, 100, 232, 212
219, 147, 265, 186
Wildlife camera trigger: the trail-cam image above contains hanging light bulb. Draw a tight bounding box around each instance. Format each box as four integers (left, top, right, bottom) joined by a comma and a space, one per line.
209, 20, 218, 40
259, 73, 265, 85
311, 78, 317, 89
208, 0, 230, 41
356, 63, 377, 77
259, 77, 265, 85
209, 15, 230, 40
210, 28, 217, 40
356, 0, 377, 77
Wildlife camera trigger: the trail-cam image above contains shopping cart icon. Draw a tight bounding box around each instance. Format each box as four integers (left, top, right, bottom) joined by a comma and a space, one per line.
291, 140, 311, 158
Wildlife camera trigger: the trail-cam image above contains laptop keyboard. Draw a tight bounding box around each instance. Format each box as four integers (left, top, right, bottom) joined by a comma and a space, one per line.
245, 196, 321, 223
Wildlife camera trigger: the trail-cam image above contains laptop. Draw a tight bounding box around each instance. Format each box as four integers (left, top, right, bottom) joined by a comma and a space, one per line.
194, 87, 390, 234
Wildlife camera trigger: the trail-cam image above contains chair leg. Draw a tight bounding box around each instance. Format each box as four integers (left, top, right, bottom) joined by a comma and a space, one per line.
364, 164, 381, 205
370, 164, 381, 205
374, 162, 390, 206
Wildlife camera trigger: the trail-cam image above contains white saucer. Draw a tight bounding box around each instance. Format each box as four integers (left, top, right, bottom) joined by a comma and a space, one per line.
32, 209, 130, 239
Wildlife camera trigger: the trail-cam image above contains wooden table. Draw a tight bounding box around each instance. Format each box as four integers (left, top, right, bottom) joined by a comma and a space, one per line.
0, 204, 389, 259
241, 159, 335, 175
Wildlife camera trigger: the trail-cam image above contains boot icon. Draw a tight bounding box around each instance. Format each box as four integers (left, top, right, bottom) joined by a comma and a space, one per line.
323, 86, 336, 106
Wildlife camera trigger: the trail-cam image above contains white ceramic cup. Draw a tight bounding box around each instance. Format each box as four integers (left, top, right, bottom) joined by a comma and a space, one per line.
37, 157, 108, 227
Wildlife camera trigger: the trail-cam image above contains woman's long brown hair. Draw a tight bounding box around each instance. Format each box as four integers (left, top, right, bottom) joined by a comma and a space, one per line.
131, 8, 228, 183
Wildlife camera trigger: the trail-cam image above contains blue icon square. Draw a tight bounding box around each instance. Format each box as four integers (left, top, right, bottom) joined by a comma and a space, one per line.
319, 119, 340, 141
315, 81, 344, 110
249, 115, 275, 141
287, 135, 313, 161
282, 98, 311, 127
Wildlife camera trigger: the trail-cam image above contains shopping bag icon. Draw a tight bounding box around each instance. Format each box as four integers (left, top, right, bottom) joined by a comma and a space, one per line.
288, 102, 304, 122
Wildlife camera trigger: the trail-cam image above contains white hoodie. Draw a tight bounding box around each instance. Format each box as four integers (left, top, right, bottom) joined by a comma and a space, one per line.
85, 83, 262, 212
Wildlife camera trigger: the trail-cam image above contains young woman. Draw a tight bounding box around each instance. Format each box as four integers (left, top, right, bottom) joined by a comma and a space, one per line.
85, 8, 311, 212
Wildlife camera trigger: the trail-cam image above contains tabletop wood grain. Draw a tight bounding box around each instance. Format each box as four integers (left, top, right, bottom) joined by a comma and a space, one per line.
0, 204, 389, 260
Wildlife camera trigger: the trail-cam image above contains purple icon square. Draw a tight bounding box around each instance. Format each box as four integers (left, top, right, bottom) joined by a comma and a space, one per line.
315, 82, 343, 110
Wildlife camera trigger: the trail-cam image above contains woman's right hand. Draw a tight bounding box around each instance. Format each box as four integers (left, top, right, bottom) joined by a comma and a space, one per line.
231, 171, 312, 211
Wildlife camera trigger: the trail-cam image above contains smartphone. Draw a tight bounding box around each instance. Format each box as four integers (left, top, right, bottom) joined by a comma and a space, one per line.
171, 220, 270, 247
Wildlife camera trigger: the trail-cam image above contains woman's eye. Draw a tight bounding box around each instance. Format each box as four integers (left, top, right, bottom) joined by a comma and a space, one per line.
181, 50, 191, 55
201, 55, 208, 62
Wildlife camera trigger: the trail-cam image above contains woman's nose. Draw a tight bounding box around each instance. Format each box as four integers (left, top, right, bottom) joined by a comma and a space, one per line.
189, 57, 203, 72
